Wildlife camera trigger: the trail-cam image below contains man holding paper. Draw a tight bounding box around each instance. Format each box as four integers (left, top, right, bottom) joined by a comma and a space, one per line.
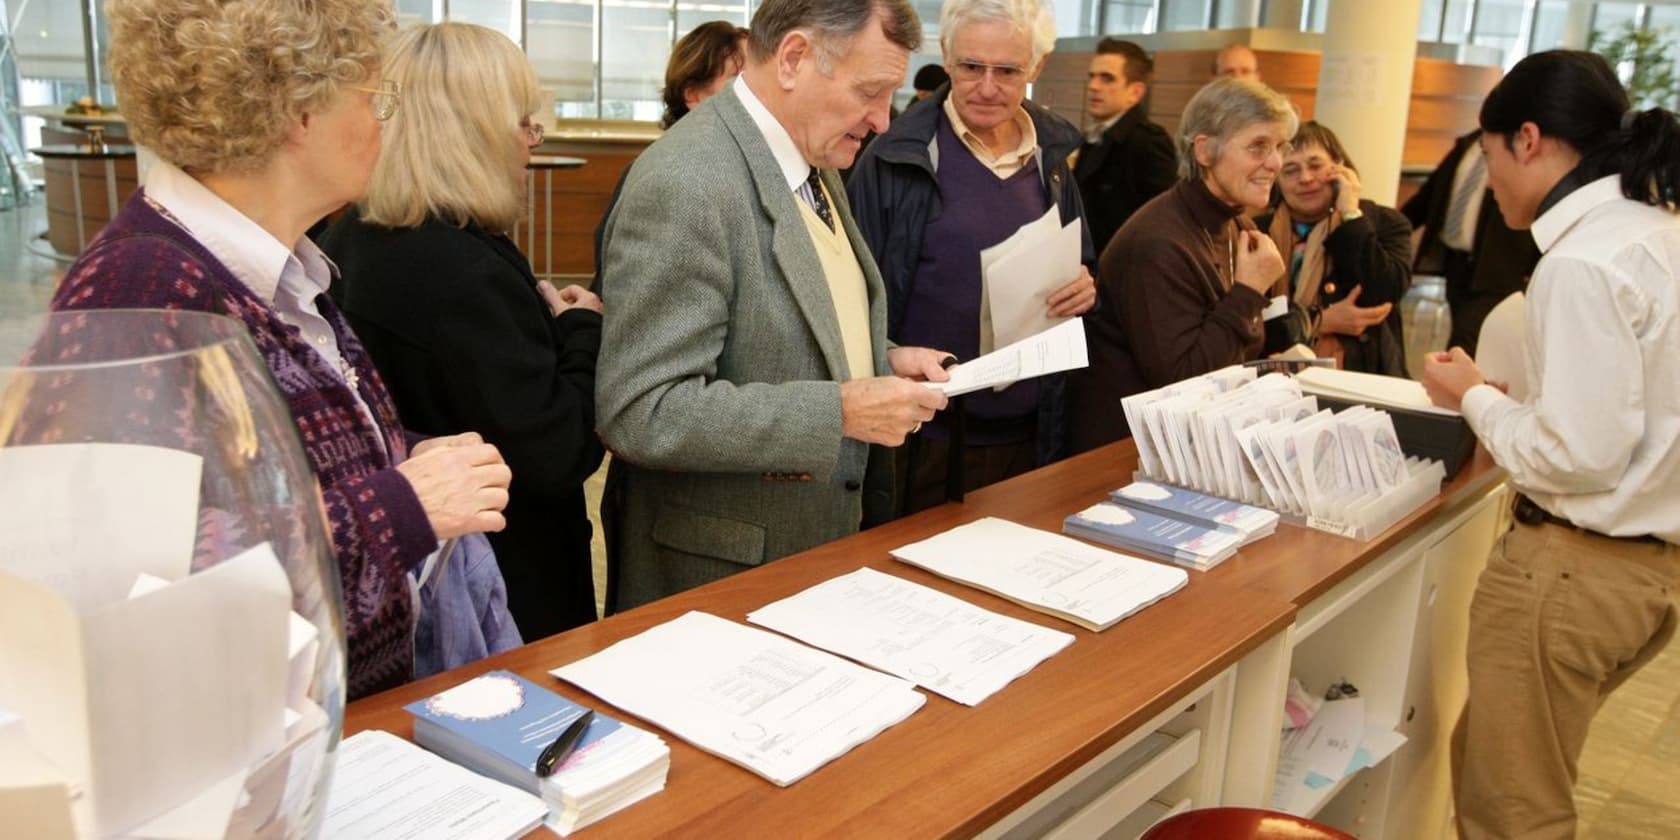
596, 0, 950, 612
848, 0, 1097, 517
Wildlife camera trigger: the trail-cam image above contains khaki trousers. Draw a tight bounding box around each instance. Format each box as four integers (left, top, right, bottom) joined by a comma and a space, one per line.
1452, 520, 1678, 839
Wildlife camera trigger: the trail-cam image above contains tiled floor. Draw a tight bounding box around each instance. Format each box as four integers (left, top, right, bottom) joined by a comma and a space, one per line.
3, 197, 1675, 836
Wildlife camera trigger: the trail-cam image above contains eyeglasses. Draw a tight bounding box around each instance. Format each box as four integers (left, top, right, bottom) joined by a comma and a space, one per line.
348, 79, 401, 121
519, 118, 545, 146
950, 60, 1028, 86
1241, 138, 1292, 162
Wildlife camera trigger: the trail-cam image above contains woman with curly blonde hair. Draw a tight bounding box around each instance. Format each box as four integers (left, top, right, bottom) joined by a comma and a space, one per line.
49, 0, 514, 699
320, 23, 606, 640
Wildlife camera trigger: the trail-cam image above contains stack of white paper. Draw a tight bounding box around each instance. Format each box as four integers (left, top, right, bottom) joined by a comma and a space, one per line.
1295, 366, 1458, 416
320, 730, 547, 840
889, 517, 1188, 632
746, 567, 1075, 706
551, 612, 925, 787
979, 204, 1083, 351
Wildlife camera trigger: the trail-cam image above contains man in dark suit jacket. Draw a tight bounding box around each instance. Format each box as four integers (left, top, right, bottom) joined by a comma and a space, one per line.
1075, 38, 1178, 255
1401, 129, 1540, 354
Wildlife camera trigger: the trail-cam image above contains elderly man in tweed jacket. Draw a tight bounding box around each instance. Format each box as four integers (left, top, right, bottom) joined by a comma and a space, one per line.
596, 0, 951, 612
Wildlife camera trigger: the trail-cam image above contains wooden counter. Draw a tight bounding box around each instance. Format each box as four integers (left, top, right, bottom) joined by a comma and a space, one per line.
32, 143, 139, 257
344, 439, 1506, 838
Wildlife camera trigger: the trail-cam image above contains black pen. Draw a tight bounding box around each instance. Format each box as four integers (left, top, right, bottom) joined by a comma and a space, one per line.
535, 710, 594, 778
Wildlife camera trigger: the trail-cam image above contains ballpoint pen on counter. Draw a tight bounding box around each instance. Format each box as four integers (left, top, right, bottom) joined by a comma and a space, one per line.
535, 710, 595, 778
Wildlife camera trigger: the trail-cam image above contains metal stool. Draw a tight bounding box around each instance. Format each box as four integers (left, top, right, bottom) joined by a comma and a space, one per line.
1140, 806, 1359, 840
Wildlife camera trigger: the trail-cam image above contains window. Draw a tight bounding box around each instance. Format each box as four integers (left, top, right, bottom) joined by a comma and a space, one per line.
1159, 0, 1211, 32
1102, 1, 1158, 34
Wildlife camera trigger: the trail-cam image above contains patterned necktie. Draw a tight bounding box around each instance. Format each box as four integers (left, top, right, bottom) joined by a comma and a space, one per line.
1444, 150, 1487, 247
799, 169, 835, 232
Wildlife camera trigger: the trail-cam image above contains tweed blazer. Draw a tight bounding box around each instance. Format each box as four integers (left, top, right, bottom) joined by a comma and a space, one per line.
595, 86, 890, 612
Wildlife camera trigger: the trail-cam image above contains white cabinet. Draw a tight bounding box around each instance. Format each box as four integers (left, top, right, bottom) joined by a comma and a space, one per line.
1224, 482, 1508, 837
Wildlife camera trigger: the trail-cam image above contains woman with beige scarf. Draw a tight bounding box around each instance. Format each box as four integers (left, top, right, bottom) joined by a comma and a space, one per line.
1259, 121, 1414, 375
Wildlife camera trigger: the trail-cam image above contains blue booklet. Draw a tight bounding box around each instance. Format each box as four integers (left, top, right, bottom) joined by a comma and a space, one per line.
405, 669, 623, 793
1064, 501, 1244, 570
1108, 480, 1279, 544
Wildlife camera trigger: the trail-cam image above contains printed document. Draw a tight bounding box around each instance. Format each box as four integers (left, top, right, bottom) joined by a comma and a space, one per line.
320, 729, 546, 840
933, 317, 1089, 397
551, 612, 925, 786
889, 517, 1189, 632
981, 205, 1083, 350
747, 567, 1074, 706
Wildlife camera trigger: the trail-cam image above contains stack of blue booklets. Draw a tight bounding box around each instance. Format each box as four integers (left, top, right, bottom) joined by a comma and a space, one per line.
406, 670, 669, 836
1108, 480, 1280, 546
1064, 501, 1245, 570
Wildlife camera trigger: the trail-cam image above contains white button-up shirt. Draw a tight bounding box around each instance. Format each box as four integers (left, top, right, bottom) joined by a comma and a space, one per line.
1460, 175, 1680, 543
144, 160, 385, 452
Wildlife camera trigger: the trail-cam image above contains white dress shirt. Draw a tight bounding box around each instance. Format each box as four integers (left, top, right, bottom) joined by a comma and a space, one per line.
144, 160, 385, 452
1460, 175, 1680, 543
734, 75, 811, 193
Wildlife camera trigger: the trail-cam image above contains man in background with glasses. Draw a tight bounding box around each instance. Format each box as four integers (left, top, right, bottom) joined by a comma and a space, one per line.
848, 0, 1096, 521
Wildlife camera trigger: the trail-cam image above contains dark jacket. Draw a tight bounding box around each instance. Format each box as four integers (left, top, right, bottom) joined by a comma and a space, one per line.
1068, 178, 1267, 454
1074, 107, 1179, 256
321, 209, 605, 641
846, 84, 1098, 465
1255, 199, 1414, 375
1401, 131, 1539, 354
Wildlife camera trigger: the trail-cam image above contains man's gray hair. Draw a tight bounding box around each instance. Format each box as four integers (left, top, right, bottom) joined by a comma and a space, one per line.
939, 0, 1057, 67
1177, 77, 1298, 180
747, 0, 921, 71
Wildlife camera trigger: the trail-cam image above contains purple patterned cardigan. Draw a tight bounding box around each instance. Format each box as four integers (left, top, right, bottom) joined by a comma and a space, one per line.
50, 191, 437, 699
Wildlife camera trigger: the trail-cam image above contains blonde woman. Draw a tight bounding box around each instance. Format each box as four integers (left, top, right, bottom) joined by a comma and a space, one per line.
320, 23, 605, 641
49, 0, 514, 699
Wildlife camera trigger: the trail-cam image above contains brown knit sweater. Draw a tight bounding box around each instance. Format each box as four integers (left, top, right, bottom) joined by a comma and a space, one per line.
1069, 178, 1267, 453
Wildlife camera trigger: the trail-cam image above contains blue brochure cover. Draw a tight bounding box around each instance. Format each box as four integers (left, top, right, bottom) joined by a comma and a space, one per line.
1108, 480, 1278, 540
1064, 502, 1243, 568
405, 669, 622, 791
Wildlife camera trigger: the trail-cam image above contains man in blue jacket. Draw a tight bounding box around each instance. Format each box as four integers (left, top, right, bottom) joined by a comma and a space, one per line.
848, 0, 1096, 520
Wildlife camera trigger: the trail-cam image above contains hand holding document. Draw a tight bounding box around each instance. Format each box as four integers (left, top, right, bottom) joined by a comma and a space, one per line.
552, 611, 925, 787
931, 317, 1089, 397
980, 205, 1084, 351
889, 517, 1188, 632
747, 567, 1075, 706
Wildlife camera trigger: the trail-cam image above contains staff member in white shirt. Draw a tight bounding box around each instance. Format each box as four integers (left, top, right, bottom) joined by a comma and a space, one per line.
1421, 50, 1680, 840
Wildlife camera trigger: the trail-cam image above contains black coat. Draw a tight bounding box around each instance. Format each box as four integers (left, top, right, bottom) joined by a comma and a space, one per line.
1400, 131, 1539, 354
1074, 107, 1179, 256
1256, 199, 1414, 376
320, 209, 605, 641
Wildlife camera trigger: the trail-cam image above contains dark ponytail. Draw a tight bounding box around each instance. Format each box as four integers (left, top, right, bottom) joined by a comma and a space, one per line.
1480, 50, 1680, 212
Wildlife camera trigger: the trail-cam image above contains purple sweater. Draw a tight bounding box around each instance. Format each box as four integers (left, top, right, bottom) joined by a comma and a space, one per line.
49, 191, 437, 699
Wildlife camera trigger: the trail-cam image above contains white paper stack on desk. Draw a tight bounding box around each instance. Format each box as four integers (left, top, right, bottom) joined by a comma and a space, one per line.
889, 517, 1188, 631
406, 670, 669, 835
322, 729, 548, 840
747, 567, 1075, 706
552, 611, 924, 787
